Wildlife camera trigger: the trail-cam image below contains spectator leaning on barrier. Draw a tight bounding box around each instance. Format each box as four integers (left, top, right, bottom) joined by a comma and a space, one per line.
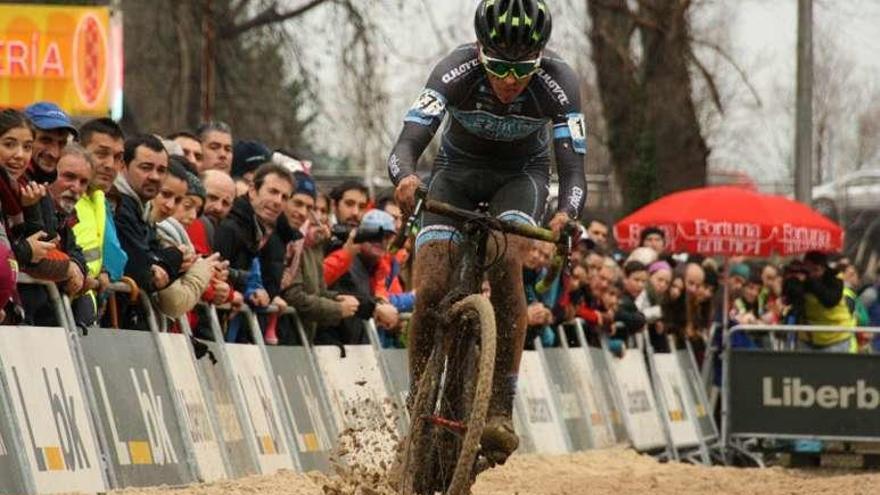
196, 121, 233, 174
113, 134, 183, 329
187, 169, 236, 255
280, 172, 360, 345
0, 109, 67, 301
23, 102, 77, 184
795, 251, 856, 353
615, 260, 648, 342
151, 159, 220, 319
215, 163, 298, 336
21, 144, 90, 327
75, 118, 128, 301
523, 240, 556, 349
169, 131, 203, 172
317, 209, 400, 347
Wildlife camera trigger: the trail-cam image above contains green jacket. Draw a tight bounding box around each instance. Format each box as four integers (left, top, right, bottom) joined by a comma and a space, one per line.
282, 243, 343, 343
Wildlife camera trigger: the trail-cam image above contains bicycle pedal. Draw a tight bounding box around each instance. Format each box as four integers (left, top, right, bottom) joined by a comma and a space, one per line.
424, 415, 467, 436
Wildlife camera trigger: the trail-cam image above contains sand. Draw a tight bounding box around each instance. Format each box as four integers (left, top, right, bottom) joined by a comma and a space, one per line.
103, 447, 880, 495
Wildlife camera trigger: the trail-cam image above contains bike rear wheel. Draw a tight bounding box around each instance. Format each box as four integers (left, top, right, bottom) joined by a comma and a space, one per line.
398, 294, 497, 495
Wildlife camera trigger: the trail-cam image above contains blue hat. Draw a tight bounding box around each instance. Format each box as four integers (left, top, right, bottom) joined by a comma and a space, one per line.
231, 140, 270, 178
360, 209, 396, 234
23, 102, 78, 138
293, 171, 316, 199
729, 263, 750, 281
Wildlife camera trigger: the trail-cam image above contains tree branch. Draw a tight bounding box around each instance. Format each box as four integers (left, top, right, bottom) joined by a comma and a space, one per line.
687, 50, 724, 115
220, 0, 330, 39
691, 37, 763, 108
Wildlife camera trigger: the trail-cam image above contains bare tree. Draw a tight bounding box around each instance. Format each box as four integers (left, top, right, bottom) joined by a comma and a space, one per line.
587, 0, 715, 212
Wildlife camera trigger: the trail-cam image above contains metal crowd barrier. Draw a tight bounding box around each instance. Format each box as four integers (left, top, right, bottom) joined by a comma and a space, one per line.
0, 273, 763, 494
721, 324, 880, 465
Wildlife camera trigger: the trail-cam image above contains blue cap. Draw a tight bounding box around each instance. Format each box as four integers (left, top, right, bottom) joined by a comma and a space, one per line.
360, 209, 396, 234
23, 102, 78, 138
293, 171, 316, 199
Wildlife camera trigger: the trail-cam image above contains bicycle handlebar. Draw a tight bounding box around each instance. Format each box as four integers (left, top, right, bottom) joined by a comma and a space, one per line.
391, 186, 578, 290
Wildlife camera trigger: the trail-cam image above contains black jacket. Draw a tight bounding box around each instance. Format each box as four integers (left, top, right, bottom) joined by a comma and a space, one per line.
215, 196, 298, 299
114, 193, 183, 293
20, 196, 88, 326
316, 251, 378, 347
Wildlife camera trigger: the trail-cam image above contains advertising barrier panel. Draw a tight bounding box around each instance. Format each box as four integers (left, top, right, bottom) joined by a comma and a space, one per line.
729, 349, 880, 439
517, 351, 569, 453
382, 348, 411, 427
587, 346, 627, 443
265, 346, 335, 472
0, 376, 28, 493
567, 348, 615, 448
541, 347, 592, 450
0, 5, 120, 115
198, 341, 259, 477
80, 328, 195, 487
652, 353, 700, 448
676, 348, 717, 441
611, 350, 666, 451
224, 343, 294, 473
314, 345, 398, 469
157, 333, 228, 481
0, 326, 106, 493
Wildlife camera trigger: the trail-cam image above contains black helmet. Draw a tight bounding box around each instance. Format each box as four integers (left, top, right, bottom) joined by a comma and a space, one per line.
475, 0, 552, 60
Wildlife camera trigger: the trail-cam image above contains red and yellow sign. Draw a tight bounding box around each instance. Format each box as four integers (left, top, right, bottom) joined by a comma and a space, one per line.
0, 4, 116, 116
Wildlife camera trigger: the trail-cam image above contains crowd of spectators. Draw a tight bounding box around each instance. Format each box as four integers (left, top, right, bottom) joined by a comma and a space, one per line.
0, 101, 875, 364
0, 101, 411, 351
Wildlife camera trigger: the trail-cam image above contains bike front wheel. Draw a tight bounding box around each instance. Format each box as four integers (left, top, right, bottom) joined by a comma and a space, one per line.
398, 294, 497, 495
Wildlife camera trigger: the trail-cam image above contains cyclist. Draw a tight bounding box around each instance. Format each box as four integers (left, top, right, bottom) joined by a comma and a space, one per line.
389, 0, 586, 464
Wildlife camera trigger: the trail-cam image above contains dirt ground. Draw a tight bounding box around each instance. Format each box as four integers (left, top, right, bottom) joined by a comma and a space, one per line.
104, 447, 880, 495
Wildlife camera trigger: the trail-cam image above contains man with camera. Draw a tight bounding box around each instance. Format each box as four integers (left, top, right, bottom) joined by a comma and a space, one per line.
782, 250, 856, 353
316, 209, 400, 346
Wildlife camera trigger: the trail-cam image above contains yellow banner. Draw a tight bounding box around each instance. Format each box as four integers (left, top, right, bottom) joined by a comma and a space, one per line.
0, 4, 116, 116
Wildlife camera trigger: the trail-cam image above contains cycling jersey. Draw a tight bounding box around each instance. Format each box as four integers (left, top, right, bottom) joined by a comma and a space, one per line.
388, 42, 587, 219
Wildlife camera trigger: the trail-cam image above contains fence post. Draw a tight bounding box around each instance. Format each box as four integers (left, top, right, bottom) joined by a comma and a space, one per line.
135, 292, 204, 481
176, 316, 235, 478
641, 328, 680, 462
532, 338, 575, 452
571, 320, 621, 443
242, 307, 303, 472
555, 324, 597, 449
206, 306, 264, 471
55, 288, 117, 489
365, 319, 408, 433
0, 348, 37, 494
291, 313, 340, 442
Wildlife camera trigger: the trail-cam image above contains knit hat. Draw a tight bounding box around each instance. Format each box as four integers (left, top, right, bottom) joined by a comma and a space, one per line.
184, 172, 206, 201
293, 171, 317, 199
232, 140, 271, 178
729, 263, 750, 281
648, 260, 671, 274
627, 247, 658, 266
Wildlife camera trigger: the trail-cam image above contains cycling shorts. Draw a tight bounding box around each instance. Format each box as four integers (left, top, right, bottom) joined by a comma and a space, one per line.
416, 143, 550, 252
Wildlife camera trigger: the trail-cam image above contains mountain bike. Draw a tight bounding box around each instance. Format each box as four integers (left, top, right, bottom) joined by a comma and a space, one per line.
394, 188, 574, 495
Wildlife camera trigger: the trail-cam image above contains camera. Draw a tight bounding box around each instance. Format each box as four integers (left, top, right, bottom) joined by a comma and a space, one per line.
330, 224, 392, 244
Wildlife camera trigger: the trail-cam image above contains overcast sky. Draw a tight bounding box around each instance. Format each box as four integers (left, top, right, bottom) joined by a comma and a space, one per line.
290, 0, 880, 186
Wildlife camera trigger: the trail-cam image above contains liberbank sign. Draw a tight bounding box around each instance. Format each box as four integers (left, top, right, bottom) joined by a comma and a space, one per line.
729, 350, 880, 439
0, 4, 122, 116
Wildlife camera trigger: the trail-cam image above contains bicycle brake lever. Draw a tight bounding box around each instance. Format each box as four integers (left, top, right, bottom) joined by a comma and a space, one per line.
390, 186, 428, 253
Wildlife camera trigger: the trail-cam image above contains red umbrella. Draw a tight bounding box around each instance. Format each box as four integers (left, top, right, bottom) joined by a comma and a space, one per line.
613, 186, 844, 256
